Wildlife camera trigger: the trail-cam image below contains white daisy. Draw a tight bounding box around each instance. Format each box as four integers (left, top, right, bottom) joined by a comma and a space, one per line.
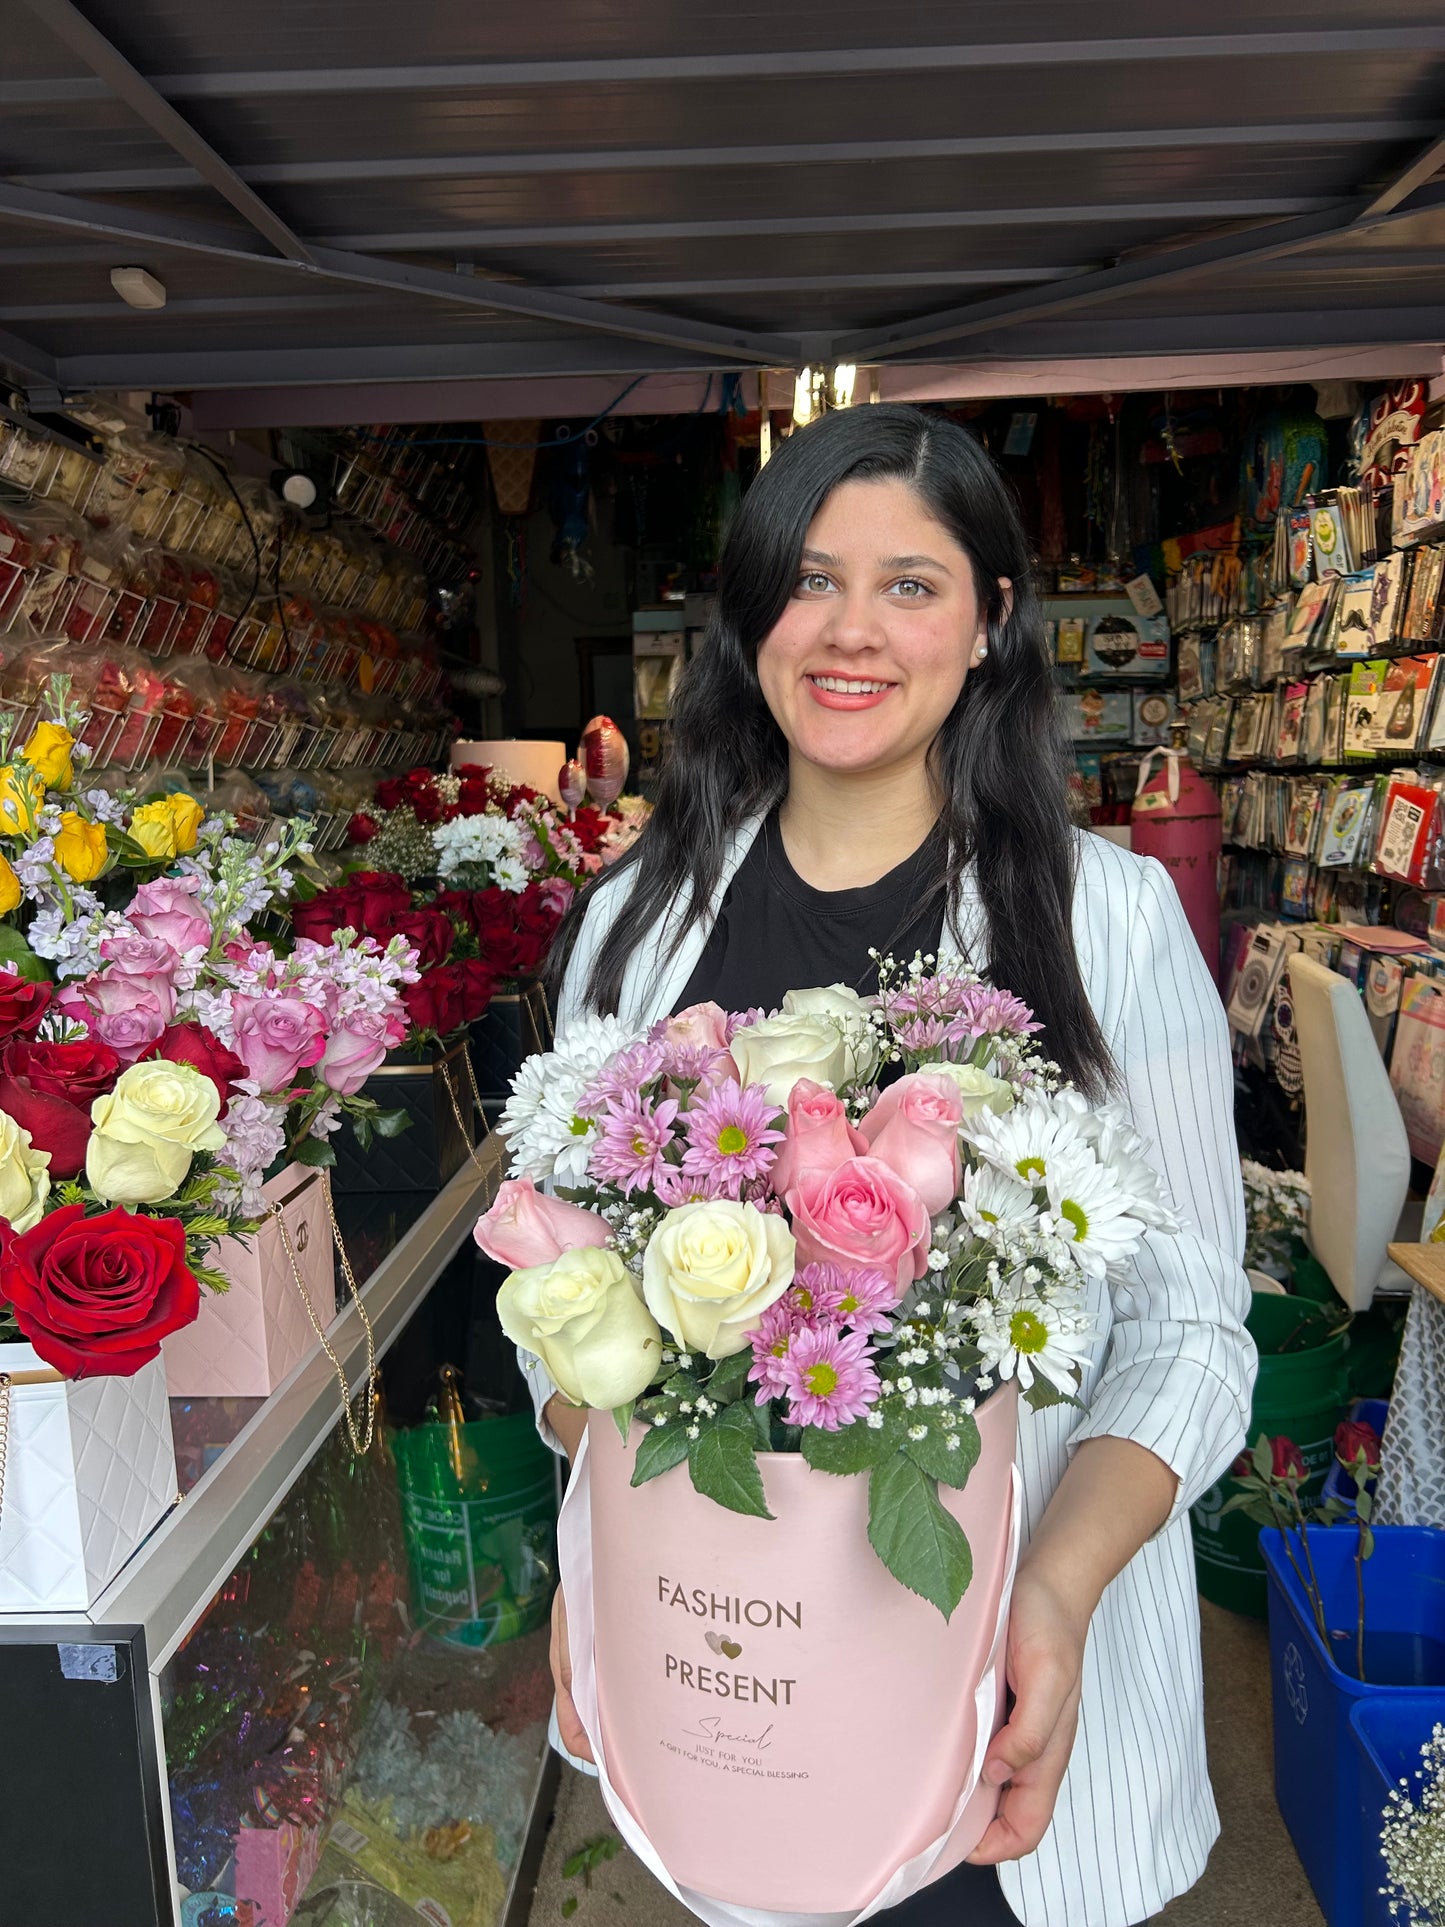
960, 1161, 1039, 1238
1086, 1109, 1179, 1233
966, 1095, 1090, 1189
1041, 1148, 1145, 1281
969, 1289, 1093, 1396
499, 1013, 642, 1181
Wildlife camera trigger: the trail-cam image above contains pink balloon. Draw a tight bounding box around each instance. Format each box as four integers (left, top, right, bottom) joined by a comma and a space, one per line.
581, 715, 629, 809
558, 758, 587, 810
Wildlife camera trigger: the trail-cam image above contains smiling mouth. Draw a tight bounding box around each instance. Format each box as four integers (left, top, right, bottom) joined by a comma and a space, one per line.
806, 674, 896, 694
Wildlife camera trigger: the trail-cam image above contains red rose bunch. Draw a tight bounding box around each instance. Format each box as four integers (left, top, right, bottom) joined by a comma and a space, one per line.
348, 811, 379, 845
0, 1036, 122, 1178
567, 805, 610, 855
380, 906, 455, 971
292, 870, 413, 944
373, 767, 443, 820
0, 1203, 200, 1376
469, 879, 570, 979
402, 959, 496, 1037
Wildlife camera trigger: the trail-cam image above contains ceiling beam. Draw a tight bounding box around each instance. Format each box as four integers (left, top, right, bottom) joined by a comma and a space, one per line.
1361, 128, 1445, 219
0, 180, 802, 365
0, 325, 59, 391
6, 26, 1445, 104
16, 0, 313, 265
12, 120, 1433, 195
838, 180, 1445, 358
322, 198, 1336, 254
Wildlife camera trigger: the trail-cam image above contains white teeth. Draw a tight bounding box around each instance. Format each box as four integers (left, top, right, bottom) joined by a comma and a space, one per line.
810, 675, 891, 694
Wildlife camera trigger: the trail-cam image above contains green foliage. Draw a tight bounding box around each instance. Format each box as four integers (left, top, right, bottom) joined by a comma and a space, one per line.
562, 1835, 620, 1891
866, 1451, 973, 1619
0, 925, 49, 982
902, 1413, 981, 1489
687, 1405, 772, 1519
801, 1415, 900, 1476
703, 1348, 752, 1405
611, 1400, 635, 1444
292, 1134, 337, 1168
630, 1422, 690, 1488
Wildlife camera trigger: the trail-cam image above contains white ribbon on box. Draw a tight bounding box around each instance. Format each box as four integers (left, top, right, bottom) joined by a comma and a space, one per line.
556, 1425, 1023, 1927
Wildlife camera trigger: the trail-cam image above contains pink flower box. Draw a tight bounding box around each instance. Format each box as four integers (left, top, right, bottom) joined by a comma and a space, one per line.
234, 1817, 325, 1927
563, 1386, 1020, 1920
162, 1165, 334, 1399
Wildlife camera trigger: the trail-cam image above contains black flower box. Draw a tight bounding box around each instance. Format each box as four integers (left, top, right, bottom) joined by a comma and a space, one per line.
329, 1037, 479, 1195
470, 982, 552, 1124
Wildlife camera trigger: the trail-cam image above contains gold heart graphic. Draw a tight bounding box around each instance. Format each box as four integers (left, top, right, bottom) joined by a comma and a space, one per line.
705, 1631, 724, 1655
720, 1638, 743, 1660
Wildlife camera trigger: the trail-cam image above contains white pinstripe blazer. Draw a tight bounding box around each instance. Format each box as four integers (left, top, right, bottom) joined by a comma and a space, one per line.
523, 819, 1256, 1927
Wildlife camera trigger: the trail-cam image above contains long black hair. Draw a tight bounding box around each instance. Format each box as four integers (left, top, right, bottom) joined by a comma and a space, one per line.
552, 403, 1113, 1095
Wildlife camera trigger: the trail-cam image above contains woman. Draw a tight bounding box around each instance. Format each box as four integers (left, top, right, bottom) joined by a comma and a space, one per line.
526, 405, 1254, 1927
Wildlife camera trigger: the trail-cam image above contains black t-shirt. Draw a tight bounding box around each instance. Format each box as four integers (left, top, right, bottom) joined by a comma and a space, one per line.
674, 811, 946, 1014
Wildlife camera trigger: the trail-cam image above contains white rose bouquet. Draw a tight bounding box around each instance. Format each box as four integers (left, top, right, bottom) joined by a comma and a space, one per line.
479, 955, 1180, 1616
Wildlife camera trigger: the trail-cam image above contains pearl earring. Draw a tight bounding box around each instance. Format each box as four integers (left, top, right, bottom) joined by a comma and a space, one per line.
975, 644, 989, 663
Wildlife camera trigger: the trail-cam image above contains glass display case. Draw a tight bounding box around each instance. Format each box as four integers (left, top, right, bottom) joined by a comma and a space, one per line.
0, 1149, 560, 1927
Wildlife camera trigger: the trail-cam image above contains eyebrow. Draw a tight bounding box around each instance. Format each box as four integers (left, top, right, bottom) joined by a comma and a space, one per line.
799, 547, 954, 575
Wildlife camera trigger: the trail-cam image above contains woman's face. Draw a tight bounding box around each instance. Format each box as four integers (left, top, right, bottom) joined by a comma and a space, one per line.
755, 476, 1003, 781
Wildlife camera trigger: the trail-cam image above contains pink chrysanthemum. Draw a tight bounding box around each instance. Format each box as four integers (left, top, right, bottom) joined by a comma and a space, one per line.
653, 1163, 726, 1206
725, 1006, 768, 1041
806, 1262, 904, 1336
881, 975, 1039, 1059
579, 1039, 668, 1117
748, 1299, 806, 1404
588, 1090, 679, 1193
661, 1039, 736, 1086
779, 1325, 881, 1430
681, 1081, 784, 1191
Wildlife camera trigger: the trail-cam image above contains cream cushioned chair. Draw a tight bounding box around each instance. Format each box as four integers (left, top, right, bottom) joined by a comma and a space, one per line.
1287, 952, 1412, 1310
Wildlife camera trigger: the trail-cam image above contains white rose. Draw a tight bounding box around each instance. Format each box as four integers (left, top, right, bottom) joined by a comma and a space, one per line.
927, 1062, 1016, 1122
87, 1060, 226, 1206
0, 1108, 50, 1233
781, 983, 880, 1085
643, 1199, 795, 1359
498, 1246, 663, 1408
729, 1012, 849, 1108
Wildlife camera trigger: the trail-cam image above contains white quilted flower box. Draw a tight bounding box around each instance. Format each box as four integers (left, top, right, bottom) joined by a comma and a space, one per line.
163, 1165, 335, 1399
0, 1340, 177, 1613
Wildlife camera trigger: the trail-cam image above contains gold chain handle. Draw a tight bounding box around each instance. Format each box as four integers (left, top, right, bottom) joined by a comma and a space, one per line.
270, 1169, 377, 1458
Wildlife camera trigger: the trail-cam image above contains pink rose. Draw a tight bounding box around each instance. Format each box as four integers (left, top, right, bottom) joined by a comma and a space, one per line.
664, 1002, 731, 1054
230, 994, 327, 1093
127, 874, 211, 955
536, 875, 575, 917
97, 932, 179, 1020
474, 1178, 611, 1269
857, 1071, 963, 1216
315, 1008, 407, 1096
788, 1155, 931, 1289
56, 972, 168, 1065
771, 1077, 869, 1197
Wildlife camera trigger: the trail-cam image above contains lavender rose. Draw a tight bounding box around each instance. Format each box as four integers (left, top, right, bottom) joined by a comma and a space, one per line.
230, 994, 328, 1093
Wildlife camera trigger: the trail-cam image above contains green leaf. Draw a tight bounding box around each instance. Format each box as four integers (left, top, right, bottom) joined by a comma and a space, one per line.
801, 1415, 899, 1476
611, 1400, 635, 1444
630, 1422, 690, 1487
902, 1413, 981, 1489
190, 1262, 233, 1296
292, 1134, 337, 1168
1022, 1376, 1081, 1414
349, 1113, 375, 1153
0, 924, 49, 982
1359, 1522, 1376, 1560
867, 1451, 972, 1618
374, 1107, 411, 1139
1357, 1487, 1374, 1525
561, 1899, 578, 1918
688, 1414, 772, 1519
1252, 1435, 1274, 1480
704, 1349, 752, 1405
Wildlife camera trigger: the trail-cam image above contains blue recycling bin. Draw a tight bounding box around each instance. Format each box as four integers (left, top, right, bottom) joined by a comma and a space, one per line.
1349, 1693, 1445, 1927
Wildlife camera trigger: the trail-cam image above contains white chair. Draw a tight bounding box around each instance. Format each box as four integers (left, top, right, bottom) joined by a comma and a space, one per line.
1287, 953, 1413, 1310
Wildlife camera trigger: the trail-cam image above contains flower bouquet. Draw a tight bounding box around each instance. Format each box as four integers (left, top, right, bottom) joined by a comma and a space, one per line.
476, 961, 1179, 1918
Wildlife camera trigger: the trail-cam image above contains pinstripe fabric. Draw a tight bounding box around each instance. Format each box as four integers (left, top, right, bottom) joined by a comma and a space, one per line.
527, 821, 1256, 1927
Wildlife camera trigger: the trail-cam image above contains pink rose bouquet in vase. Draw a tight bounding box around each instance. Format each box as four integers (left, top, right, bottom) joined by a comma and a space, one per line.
477, 959, 1181, 1921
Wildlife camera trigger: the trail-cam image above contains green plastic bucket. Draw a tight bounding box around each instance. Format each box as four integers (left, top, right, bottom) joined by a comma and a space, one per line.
1191, 1295, 1350, 1618
393, 1410, 557, 1648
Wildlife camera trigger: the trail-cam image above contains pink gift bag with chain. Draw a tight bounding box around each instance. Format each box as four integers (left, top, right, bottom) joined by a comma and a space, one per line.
557, 1385, 1021, 1927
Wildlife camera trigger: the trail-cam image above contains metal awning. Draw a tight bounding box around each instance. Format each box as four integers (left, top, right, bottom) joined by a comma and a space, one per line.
3, 1, 1445, 419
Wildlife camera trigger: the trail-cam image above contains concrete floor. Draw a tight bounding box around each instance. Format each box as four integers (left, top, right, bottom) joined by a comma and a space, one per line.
527, 1599, 1323, 1927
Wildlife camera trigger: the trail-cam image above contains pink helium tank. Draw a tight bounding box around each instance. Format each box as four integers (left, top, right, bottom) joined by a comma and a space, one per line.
561, 1387, 1020, 1924
1130, 750, 1222, 985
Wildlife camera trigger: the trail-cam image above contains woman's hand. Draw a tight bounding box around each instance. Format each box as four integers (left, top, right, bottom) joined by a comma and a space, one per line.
966, 1562, 1087, 1864
549, 1583, 595, 1764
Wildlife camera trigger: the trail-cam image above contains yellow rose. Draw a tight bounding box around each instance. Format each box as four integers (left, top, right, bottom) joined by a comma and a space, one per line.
927, 1061, 1015, 1122
0, 764, 39, 836
642, 1199, 795, 1360
0, 854, 20, 917
129, 799, 178, 859
164, 792, 205, 853
0, 1107, 50, 1232
53, 812, 108, 883
86, 1061, 226, 1206
729, 1011, 850, 1109
498, 1246, 663, 1408
20, 720, 75, 790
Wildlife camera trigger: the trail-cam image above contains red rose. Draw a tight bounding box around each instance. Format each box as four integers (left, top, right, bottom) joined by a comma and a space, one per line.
349, 812, 379, 845
410, 787, 443, 826
431, 889, 480, 936
1334, 1420, 1382, 1472
457, 958, 497, 1023
373, 777, 407, 812
568, 805, 608, 854
291, 885, 360, 945
350, 871, 413, 926
0, 1071, 92, 1177
144, 1022, 248, 1108
404, 964, 473, 1037
4, 1036, 121, 1108
1270, 1437, 1308, 1485
0, 969, 52, 1044
384, 907, 454, 970
505, 783, 541, 813
0, 1203, 200, 1377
